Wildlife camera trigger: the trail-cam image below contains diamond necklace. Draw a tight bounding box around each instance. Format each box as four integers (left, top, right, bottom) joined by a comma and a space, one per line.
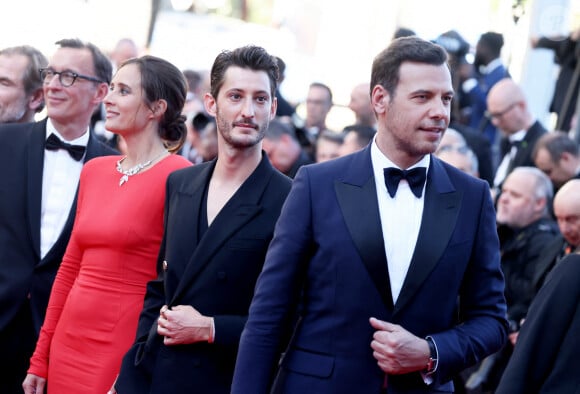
116, 150, 168, 186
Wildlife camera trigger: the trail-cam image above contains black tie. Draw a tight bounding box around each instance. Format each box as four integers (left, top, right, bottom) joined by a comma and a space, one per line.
45, 133, 86, 161
383, 167, 427, 198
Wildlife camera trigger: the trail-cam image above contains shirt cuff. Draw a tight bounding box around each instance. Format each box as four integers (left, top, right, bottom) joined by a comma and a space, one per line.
208, 317, 215, 343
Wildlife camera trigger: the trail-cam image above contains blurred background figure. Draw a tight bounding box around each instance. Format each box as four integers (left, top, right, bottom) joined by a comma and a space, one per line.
109, 38, 139, 71
462, 31, 510, 145
274, 56, 295, 119
304, 82, 333, 142
338, 124, 375, 157
435, 29, 495, 186
436, 128, 479, 178
197, 115, 218, 162
263, 118, 313, 178
0, 45, 47, 124
315, 129, 343, 163
392, 26, 416, 39
488, 78, 547, 194
181, 111, 211, 164
182, 68, 206, 116
347, 82, 375, 129
531, 27, 580, 132
532, 179, 580, 292
533, 131, 580, 192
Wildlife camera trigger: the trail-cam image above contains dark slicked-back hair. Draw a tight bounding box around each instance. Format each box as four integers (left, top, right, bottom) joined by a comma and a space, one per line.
371, 36, 449, 99
210, 45, 279, 100
533, 131, 580, 163
55, 38, 113, 84
120, 55, 188, 153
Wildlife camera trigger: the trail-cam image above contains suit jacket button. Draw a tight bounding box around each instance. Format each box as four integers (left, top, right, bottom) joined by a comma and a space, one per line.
162, 260, 168, 271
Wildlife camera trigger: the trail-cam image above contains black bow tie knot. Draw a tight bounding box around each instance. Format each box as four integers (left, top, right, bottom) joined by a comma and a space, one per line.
45, 133, 86, 161
383, 167, 427, 198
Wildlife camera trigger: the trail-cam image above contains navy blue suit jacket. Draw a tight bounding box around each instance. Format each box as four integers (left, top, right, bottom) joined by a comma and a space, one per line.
232, 145, 507, 394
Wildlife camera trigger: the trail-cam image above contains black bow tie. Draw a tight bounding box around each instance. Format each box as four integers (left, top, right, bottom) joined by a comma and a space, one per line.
383, 167, 427, 198
45, 133, 86, 161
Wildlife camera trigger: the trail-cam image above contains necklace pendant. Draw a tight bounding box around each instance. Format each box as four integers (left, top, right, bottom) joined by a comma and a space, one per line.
119, 174, 129, 186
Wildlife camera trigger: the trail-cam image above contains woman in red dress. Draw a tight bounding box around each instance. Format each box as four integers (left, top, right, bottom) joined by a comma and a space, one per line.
23, 56, 192, 394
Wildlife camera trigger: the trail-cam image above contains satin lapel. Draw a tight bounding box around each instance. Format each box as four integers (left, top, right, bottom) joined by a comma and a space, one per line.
335, 146, 393, 310
170, 156, 273, 304
26, 120, 48, 259
393, 157, 462, 317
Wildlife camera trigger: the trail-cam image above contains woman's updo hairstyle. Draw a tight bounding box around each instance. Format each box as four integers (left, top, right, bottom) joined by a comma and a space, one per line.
120, 55, 188, 152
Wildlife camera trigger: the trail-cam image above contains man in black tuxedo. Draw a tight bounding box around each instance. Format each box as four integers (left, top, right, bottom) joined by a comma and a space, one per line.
496, 252, 580, 394
0, 38, 116, 393
114, 45, 291, 394
488, 78, 547, 196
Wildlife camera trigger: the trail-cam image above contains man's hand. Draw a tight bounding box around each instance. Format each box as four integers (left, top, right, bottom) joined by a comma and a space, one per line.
369, 317, 430, 375
22, 373, 46, 394
157, 305, 213, 346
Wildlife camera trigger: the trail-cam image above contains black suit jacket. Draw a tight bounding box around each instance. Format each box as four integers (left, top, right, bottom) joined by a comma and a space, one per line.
496, 253, 580, 394
0, 119, 117, 334
500, 120, 547, 175
116, 153, 291, 394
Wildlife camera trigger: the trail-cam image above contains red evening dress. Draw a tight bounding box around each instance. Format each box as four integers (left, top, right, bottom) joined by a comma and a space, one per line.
28, 154, 191, 393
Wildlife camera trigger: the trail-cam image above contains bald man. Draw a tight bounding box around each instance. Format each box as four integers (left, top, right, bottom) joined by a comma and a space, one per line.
348, 82, 375, 128
487, 78, 547, 191
532, 179, 580, 290
436, 132, 479, 179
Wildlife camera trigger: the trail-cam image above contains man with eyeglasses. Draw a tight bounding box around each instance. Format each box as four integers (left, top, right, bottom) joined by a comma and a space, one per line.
0, 38, 117, 393
487, 78, 547, 198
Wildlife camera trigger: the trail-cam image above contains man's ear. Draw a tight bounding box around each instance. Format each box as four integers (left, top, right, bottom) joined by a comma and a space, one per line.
28, 88, 44, 112
204, 92, 217, 117
371, 85, 389, 115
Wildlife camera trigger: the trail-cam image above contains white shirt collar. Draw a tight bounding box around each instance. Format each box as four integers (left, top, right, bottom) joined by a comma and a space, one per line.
370, 136, 431, 172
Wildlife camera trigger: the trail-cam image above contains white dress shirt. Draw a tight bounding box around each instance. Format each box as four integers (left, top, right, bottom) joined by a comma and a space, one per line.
40, 120, 89, 258
493, 129, 526, 188
371, 139, 430, 304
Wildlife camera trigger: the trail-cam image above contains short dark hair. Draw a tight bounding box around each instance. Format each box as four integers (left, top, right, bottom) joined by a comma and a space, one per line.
210, 45, 279, 100
478, 32, 504, 58
265, 119, 297, 141
533, 131, 580, 163
371, 36, 448, 99
55, 38, 113, 84
182, 69, 202, 93
309, 82, 333, 105
342, 125, 376, 148
120, 56, 188, 152
0, 45, 48, 112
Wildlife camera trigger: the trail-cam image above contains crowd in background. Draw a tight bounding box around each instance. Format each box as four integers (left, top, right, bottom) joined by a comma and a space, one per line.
0, 20, 579, 394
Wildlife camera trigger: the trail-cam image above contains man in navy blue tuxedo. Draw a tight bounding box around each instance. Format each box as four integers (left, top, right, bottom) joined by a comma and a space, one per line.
232, 36, 508, 394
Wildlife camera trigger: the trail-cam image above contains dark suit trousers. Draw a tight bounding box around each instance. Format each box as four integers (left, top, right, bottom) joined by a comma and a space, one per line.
0, 300, 36, 394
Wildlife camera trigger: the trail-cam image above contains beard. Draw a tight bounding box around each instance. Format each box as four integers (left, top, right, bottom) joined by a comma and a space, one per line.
216, 108, 268, 149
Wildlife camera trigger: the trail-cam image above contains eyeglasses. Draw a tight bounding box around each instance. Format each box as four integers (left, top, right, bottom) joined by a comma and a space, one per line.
39, 68, 104, 87
485, 103, 517, 119
436, 144, 471, 155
